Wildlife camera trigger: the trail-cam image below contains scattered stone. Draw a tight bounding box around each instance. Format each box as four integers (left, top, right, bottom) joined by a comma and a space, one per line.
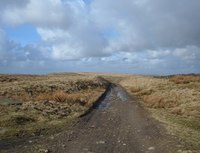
96, 140, 106, 144
44, 149, 50, 153
123, 143, 126, 146
39, 149, 50, 153
28, 140, 33, 143
148, 147, 155, 150
50, 136, 54, 140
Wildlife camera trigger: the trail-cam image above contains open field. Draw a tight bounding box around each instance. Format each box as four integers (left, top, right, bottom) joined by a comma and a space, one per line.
120, 74, 200, 150
0, 73, 200, 152
0, 73, 109, 139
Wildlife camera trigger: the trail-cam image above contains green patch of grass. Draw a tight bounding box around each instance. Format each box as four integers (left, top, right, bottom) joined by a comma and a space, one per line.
149, 109, 200, 150
0, 103, 71, 139
0, 112, 76, 139
169, 117, 200, 131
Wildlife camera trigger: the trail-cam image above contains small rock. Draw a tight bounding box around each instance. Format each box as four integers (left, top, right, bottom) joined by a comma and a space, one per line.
28, 140, 33, 143
44, 150, 50, 153
123, 143, 126, 146
148, 147, 155, 150
39, 149, 50, 153
50, 136, 54, 140
137, 130, 141, 133
96, 140, 105, 144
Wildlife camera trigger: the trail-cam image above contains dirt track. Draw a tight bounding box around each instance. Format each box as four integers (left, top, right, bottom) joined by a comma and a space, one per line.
1, 84, 182, 153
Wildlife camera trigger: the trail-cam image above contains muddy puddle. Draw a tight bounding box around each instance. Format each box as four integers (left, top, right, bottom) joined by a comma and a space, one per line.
95, 85, 130, 110
114, 85, 130, 102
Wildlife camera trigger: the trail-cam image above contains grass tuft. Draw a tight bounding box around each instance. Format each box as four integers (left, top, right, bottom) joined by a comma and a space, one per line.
53, 91, 67, 102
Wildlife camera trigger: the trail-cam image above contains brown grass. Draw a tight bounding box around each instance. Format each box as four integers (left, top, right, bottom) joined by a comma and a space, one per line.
0, 73, 108, 139
120, 75, 200, 117
120, 74, 200, 150
53, 91, 67, 102
169, 75, 200, 84
130, 86, 142, 93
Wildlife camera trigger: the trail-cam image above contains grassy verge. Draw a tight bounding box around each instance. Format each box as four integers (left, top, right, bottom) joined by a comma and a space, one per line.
120, 74, 200, 151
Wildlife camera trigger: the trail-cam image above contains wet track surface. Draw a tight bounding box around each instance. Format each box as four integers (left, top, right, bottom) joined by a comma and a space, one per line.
48, 84, 181, 153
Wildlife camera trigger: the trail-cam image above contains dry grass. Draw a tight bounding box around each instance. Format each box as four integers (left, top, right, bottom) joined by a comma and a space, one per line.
0, 73, 106, 101
120, 75, 200, 115
53, 91, 67, 102
0, 73, 108, 139
1, 72, 199, 151
120, 74, 200, 151
169, 75, 200, 84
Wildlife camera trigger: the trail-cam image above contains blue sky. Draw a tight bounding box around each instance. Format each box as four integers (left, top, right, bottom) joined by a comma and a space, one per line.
4, 24, 41, 45
83, 0, 92, 4
0, 0, 200, 75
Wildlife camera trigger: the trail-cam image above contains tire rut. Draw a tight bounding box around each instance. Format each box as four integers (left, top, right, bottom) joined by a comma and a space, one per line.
48, 84, 182, 153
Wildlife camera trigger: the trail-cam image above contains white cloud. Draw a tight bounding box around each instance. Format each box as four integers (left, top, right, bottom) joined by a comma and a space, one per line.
173, 46, 200, 61
91, 0, 200, 51
1, 0, 72, 28
0, 0, 200, 74
1, 0, 109, 60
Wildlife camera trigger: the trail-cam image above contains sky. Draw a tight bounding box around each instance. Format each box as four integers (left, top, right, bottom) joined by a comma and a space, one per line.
0, 0, 200, 75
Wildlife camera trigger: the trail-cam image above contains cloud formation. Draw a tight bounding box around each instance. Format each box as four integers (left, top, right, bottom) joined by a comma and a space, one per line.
0, 0, 199, 74
92, 0, 200, 51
